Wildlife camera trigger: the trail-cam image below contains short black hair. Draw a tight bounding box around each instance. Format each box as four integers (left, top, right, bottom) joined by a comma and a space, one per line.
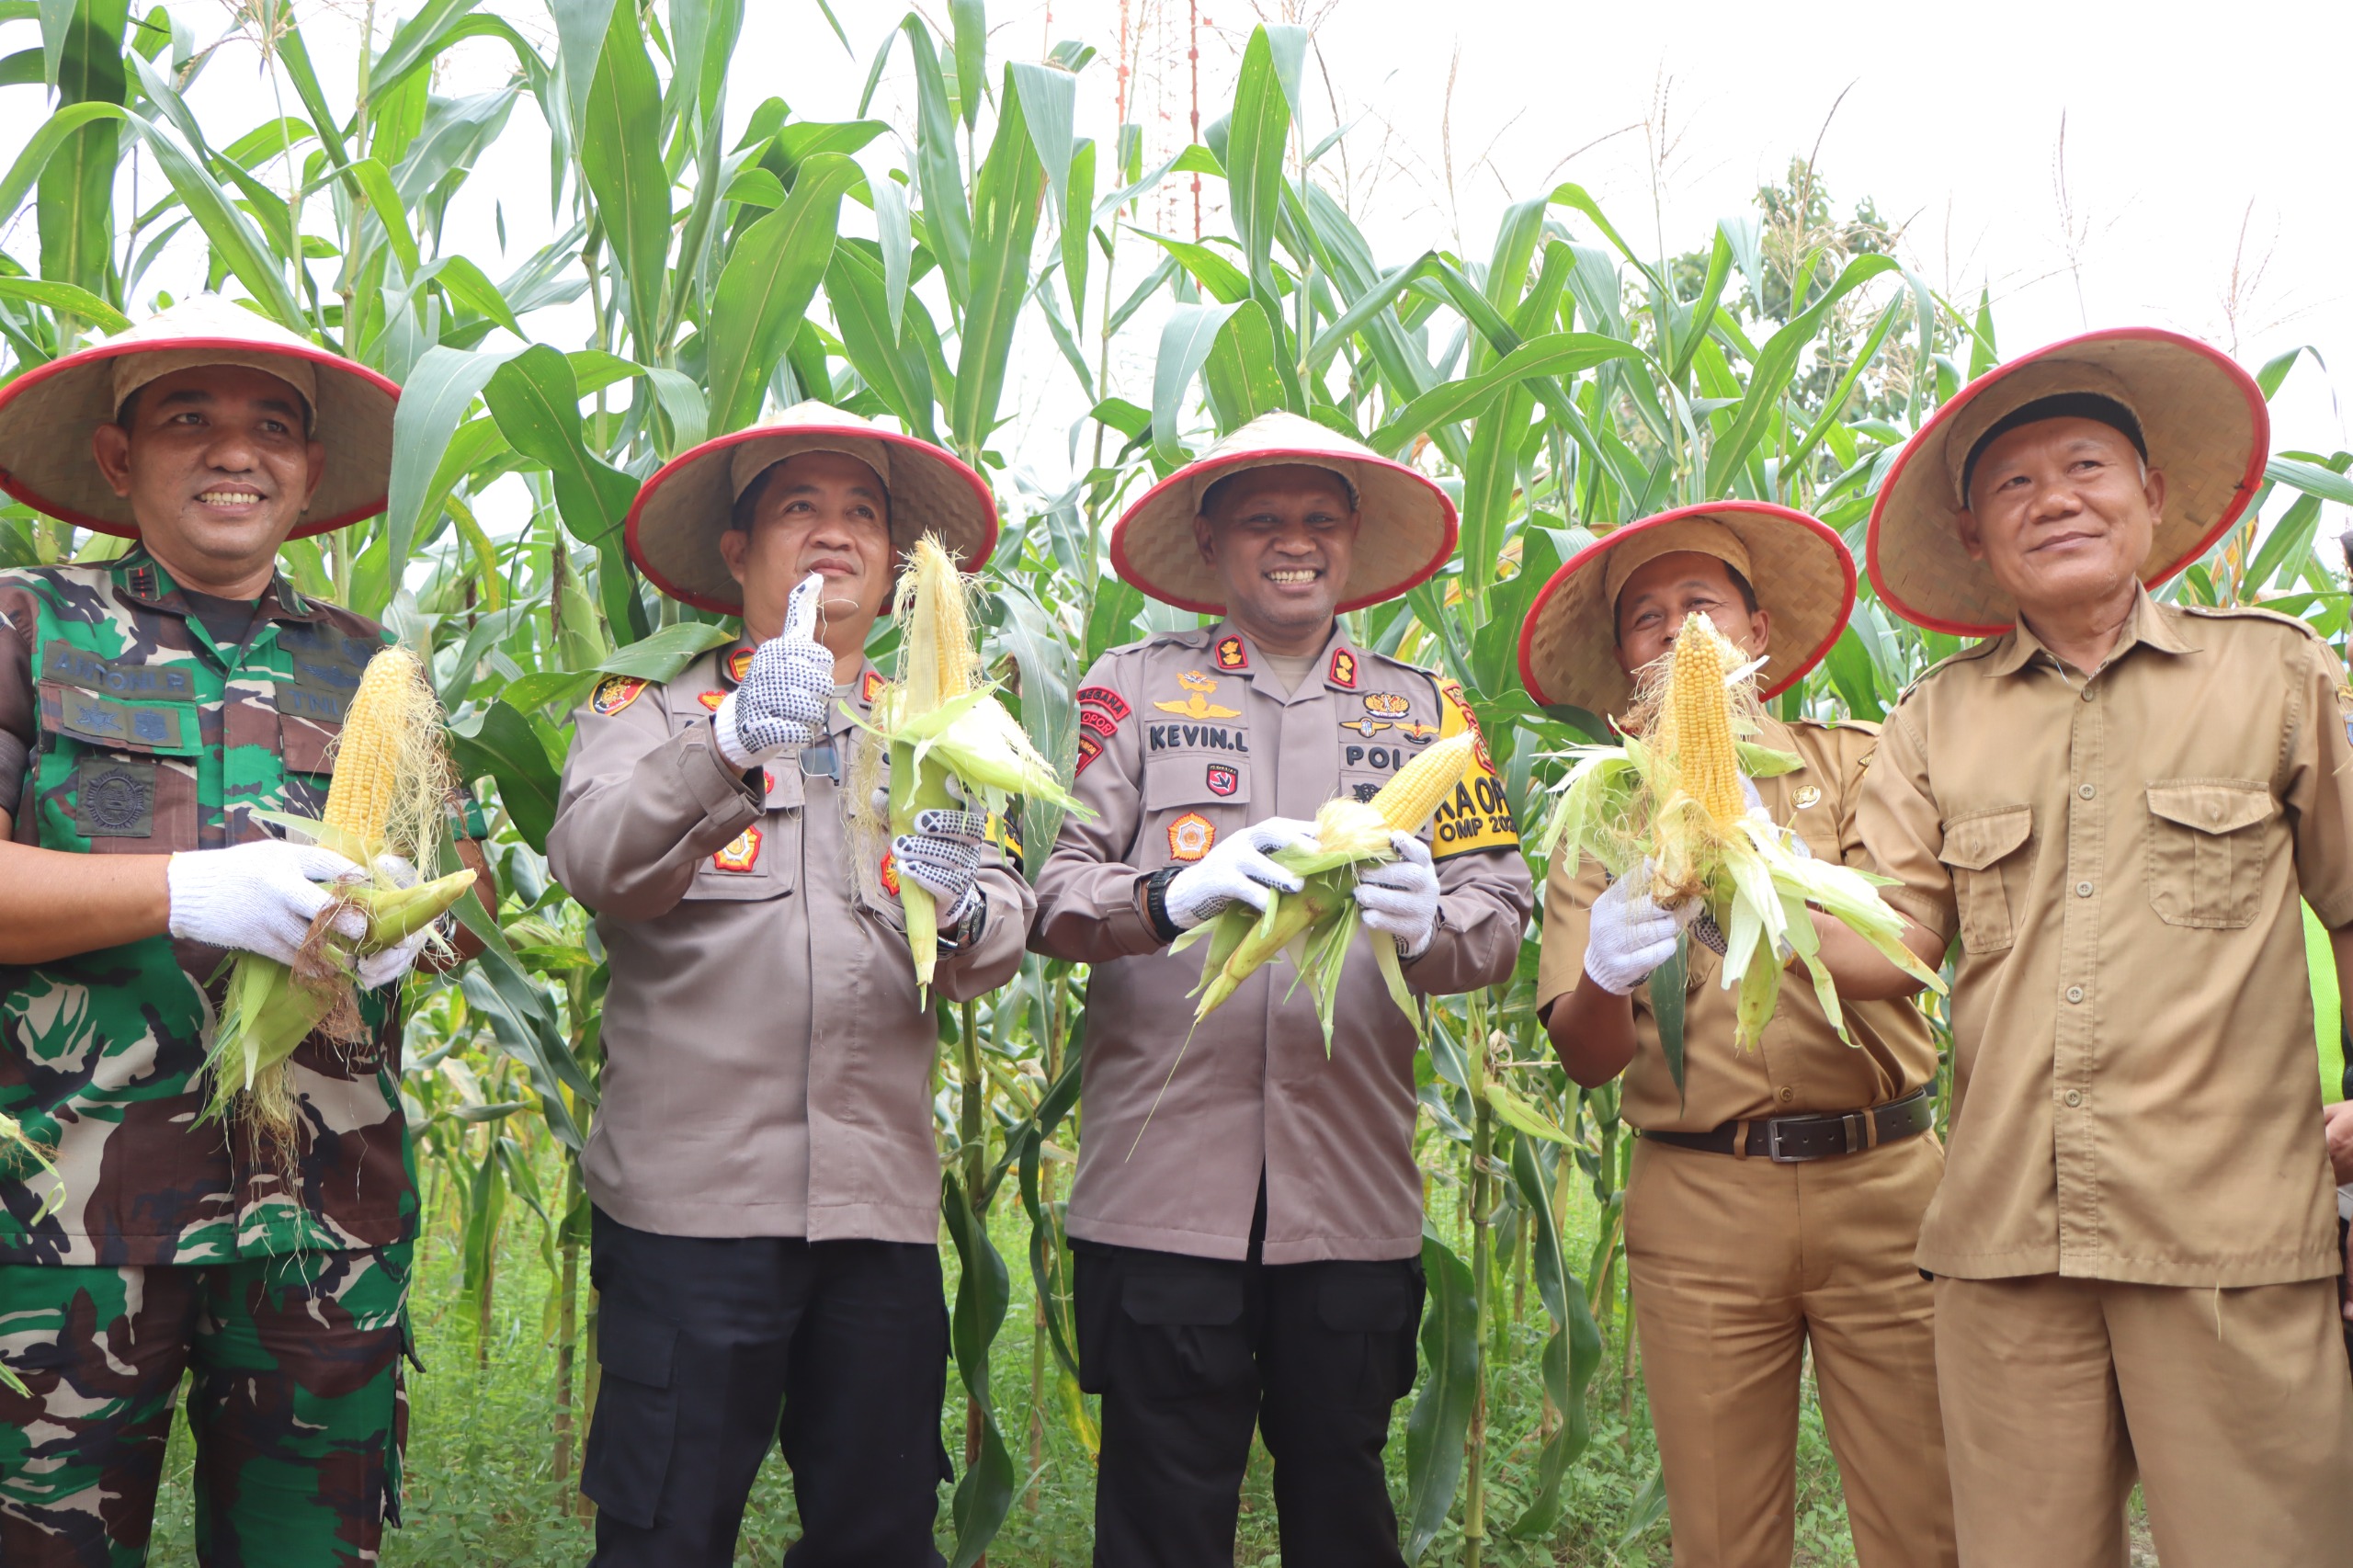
1610, 560, 1759, 647
1961, 392, 2146, 501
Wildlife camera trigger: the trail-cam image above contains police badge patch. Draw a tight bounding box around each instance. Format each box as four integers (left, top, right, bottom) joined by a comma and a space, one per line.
1206, 763, 1238, 797
75, 756, 155, 837
1167, 812, 1215, 861
592, 675, 648, 715
711, 825, 763, 872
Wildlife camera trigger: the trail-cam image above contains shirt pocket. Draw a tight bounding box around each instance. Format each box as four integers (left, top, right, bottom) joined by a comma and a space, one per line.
1140, 759, 1253, 870
682, 812, 800, 902
2144, 779, 2274, 929
1938, 805, 2033, 955
278, 711, 340, 819
38, 681, 202, 854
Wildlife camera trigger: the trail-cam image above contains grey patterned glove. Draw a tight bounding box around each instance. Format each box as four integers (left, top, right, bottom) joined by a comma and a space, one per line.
715, 572, 834, 767
893, 808, 987, 932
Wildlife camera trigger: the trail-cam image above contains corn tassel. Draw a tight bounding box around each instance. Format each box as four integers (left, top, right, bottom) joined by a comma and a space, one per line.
204, 644, 475, 1144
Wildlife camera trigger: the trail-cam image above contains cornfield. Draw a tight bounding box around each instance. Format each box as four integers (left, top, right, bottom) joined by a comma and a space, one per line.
3, 4, 2347, 1563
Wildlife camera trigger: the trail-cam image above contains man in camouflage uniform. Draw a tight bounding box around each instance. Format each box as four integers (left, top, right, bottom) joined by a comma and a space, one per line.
0, 299, 488, 1566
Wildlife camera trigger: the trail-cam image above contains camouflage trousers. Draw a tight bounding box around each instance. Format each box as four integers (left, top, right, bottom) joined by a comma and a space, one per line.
0, 1248, 408, 1568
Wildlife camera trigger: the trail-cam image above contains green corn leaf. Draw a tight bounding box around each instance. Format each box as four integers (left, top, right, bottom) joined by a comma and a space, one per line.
705, 151, 859, 433
950, 65, 1047, 460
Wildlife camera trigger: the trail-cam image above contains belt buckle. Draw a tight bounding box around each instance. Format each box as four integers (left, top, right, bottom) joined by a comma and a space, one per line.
1766, 1119, 1806, 1163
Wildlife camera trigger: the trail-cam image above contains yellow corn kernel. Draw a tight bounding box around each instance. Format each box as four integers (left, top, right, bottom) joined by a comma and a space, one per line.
321, 647, 420, 846
1370, 733, 1476, 835
893, 535, 977, 717
1665, 613, 1744, 825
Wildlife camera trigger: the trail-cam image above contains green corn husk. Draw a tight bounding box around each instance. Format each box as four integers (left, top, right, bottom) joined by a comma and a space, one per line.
1536, 629, 1943, 1050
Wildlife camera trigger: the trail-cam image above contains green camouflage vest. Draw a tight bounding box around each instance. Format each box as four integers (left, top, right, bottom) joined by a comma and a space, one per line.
0, 551, 416, 1266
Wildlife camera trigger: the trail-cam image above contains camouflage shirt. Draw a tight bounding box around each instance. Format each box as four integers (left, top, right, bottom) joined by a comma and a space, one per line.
0, 551, 415, 1267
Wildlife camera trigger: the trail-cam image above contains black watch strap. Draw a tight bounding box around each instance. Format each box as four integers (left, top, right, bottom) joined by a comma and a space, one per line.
1142, 865, 1185, 943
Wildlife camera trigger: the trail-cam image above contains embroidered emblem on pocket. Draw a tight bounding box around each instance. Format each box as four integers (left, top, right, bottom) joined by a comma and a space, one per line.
1167, 812, 1215, 861
712, 825, 762, 872
1206, 763, 1238, 797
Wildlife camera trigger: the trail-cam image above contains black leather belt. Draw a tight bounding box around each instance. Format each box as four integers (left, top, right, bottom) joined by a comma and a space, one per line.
1641, 1086, 1935, 1163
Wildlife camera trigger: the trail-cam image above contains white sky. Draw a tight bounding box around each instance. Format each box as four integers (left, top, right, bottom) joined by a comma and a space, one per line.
5, 0, 2348, 537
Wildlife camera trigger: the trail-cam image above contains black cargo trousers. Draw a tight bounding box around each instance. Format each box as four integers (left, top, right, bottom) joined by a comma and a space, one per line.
580, 1209, 953, 1567
1074, 1192, 1426, 1568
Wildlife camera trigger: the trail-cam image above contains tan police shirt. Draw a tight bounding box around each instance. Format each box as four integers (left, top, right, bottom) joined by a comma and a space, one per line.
1031, 624, 1533, 1264
1535, 714, 1941, 1132
548, 641, 1033, 1244
1859, 587, 2353, 1286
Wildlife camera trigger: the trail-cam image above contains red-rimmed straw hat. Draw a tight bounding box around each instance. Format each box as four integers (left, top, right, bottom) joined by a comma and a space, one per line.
1867, 328, 2268, 636
625, 401, 999, 614
0, 294, 400, 537
1109, 411, 1457, 613
1517, 501, 1855, 719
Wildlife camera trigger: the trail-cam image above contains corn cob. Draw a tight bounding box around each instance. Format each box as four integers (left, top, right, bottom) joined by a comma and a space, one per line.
205, 644, 477, 1143
1664, 615, 1745, 826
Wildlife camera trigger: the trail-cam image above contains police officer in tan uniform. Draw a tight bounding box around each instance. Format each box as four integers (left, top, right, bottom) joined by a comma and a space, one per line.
549, 403, 1034, 1566
1524, 502, 1958, 1568
1839, 330, 2353, 1565
1032, 412, 1533, 1565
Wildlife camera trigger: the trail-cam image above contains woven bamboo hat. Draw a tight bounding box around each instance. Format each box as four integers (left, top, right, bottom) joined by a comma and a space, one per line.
625, 402, 999, 614
1518, 502, 1855, 718
1868, 328, 2268, 635
1109, 411, 1457, 612
0, 294, 399, 537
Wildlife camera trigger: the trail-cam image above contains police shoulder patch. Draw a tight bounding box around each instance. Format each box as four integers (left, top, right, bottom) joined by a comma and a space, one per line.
1075, 730, 1106, 773
1077, 685, 1132, 722
592, 675, 649, 716
1429, 677, 1518, 859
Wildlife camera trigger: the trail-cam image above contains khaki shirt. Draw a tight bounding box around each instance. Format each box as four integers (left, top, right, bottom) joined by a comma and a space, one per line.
548, 642, 1032, 1244
1535, 715, 1940, 1132
1859, 588, 2353, 1286
1031, 624, 1532, 1264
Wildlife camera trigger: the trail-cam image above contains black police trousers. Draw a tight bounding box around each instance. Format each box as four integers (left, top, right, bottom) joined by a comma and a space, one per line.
582, 1208, 951, 1568
1074, 1232, 1425, 1567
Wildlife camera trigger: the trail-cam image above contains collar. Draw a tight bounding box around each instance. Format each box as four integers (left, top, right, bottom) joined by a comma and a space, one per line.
716, 638, 884, 735
1205, 621, 1361, 703
112, 549, 324, 626
1979, 582, 2195, 678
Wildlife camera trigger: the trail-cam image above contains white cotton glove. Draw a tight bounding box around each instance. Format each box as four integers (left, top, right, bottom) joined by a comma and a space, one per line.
357, 855, 435, 990
892, 808, 988, 933
1583, 859, 1697, 996
1356, 832, 1441, 959
715, 572, 835, 768
167, 838, 367, 965
1163, 816, 1320, 931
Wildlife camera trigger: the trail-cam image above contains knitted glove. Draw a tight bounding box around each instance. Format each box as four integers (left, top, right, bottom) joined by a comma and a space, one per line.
1356, 832, 1440, 958
893, 808, 988, 933
715, 572, 834, 768
167, 839, 366, 965
1583, 859, 1697, 995
357, 855, 434, 990
1163, 816, 1318, 930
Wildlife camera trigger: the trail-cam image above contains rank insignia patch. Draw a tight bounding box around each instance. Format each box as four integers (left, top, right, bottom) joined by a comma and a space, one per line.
862, 669, 887, 705
1791, 784, 1823, 809
697, 690, 725, 711
1206, 763, 1238, 797
1075, 731, 1105, 773
727, 646, 755, 684
879, 848, 902, 896
1078, 685, 1132, 722
1167, 812, 1215, 862
1328, 649, 1358, 688
592, 675, 649, 715
1214, 635, 1249, 671
1339, 718, 1392, 738
1396, 720, 1440, 744
1362, 691, 1411, 717
1154, 670, 1241, 721
712, 824, 763, 873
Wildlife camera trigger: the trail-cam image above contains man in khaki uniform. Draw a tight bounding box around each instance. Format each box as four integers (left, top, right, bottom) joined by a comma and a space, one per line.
1032, 412, 1532, 1565
1848, 329, 2353, 1565
1523, 502, 1957, 1568
549, 404, 1034, 1566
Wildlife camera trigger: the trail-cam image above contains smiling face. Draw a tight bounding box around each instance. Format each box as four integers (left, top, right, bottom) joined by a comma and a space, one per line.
1612, 550, 1769, 680
90, 362, 324, 595
1189, 463, 1359, 653
1956, 415, 2165, 623
719, 449, 893, 650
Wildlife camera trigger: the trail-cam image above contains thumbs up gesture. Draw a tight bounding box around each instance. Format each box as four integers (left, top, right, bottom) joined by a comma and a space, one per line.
714, 573, 837, 767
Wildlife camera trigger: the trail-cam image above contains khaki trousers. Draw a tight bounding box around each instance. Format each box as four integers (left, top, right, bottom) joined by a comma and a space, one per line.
1624, 1132, 1957, 1568
1934, 1273, 2353, 1568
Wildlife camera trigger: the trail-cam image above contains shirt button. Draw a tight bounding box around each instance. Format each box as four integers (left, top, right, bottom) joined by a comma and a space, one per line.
2064, 1089, 2083, 1108
2075, 881, 2094, 897
2066, 985, 2085, 1004
1778, 1086, 1795, 1104
2077, 783, 2096, 800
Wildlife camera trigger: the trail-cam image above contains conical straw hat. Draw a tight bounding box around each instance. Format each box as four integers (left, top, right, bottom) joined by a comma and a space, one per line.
0, 294, 399, 537
1109, 411, 1457, 612
625, 402, 999, 613
1868, 328, 2268, 635
1518, 501, 1855, 718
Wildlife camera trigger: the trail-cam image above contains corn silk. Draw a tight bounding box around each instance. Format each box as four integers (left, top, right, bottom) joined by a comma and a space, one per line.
1536, 613, 1943, 1049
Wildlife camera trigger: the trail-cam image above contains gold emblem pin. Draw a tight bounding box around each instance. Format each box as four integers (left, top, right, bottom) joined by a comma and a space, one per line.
1791, 784, 1822, 809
